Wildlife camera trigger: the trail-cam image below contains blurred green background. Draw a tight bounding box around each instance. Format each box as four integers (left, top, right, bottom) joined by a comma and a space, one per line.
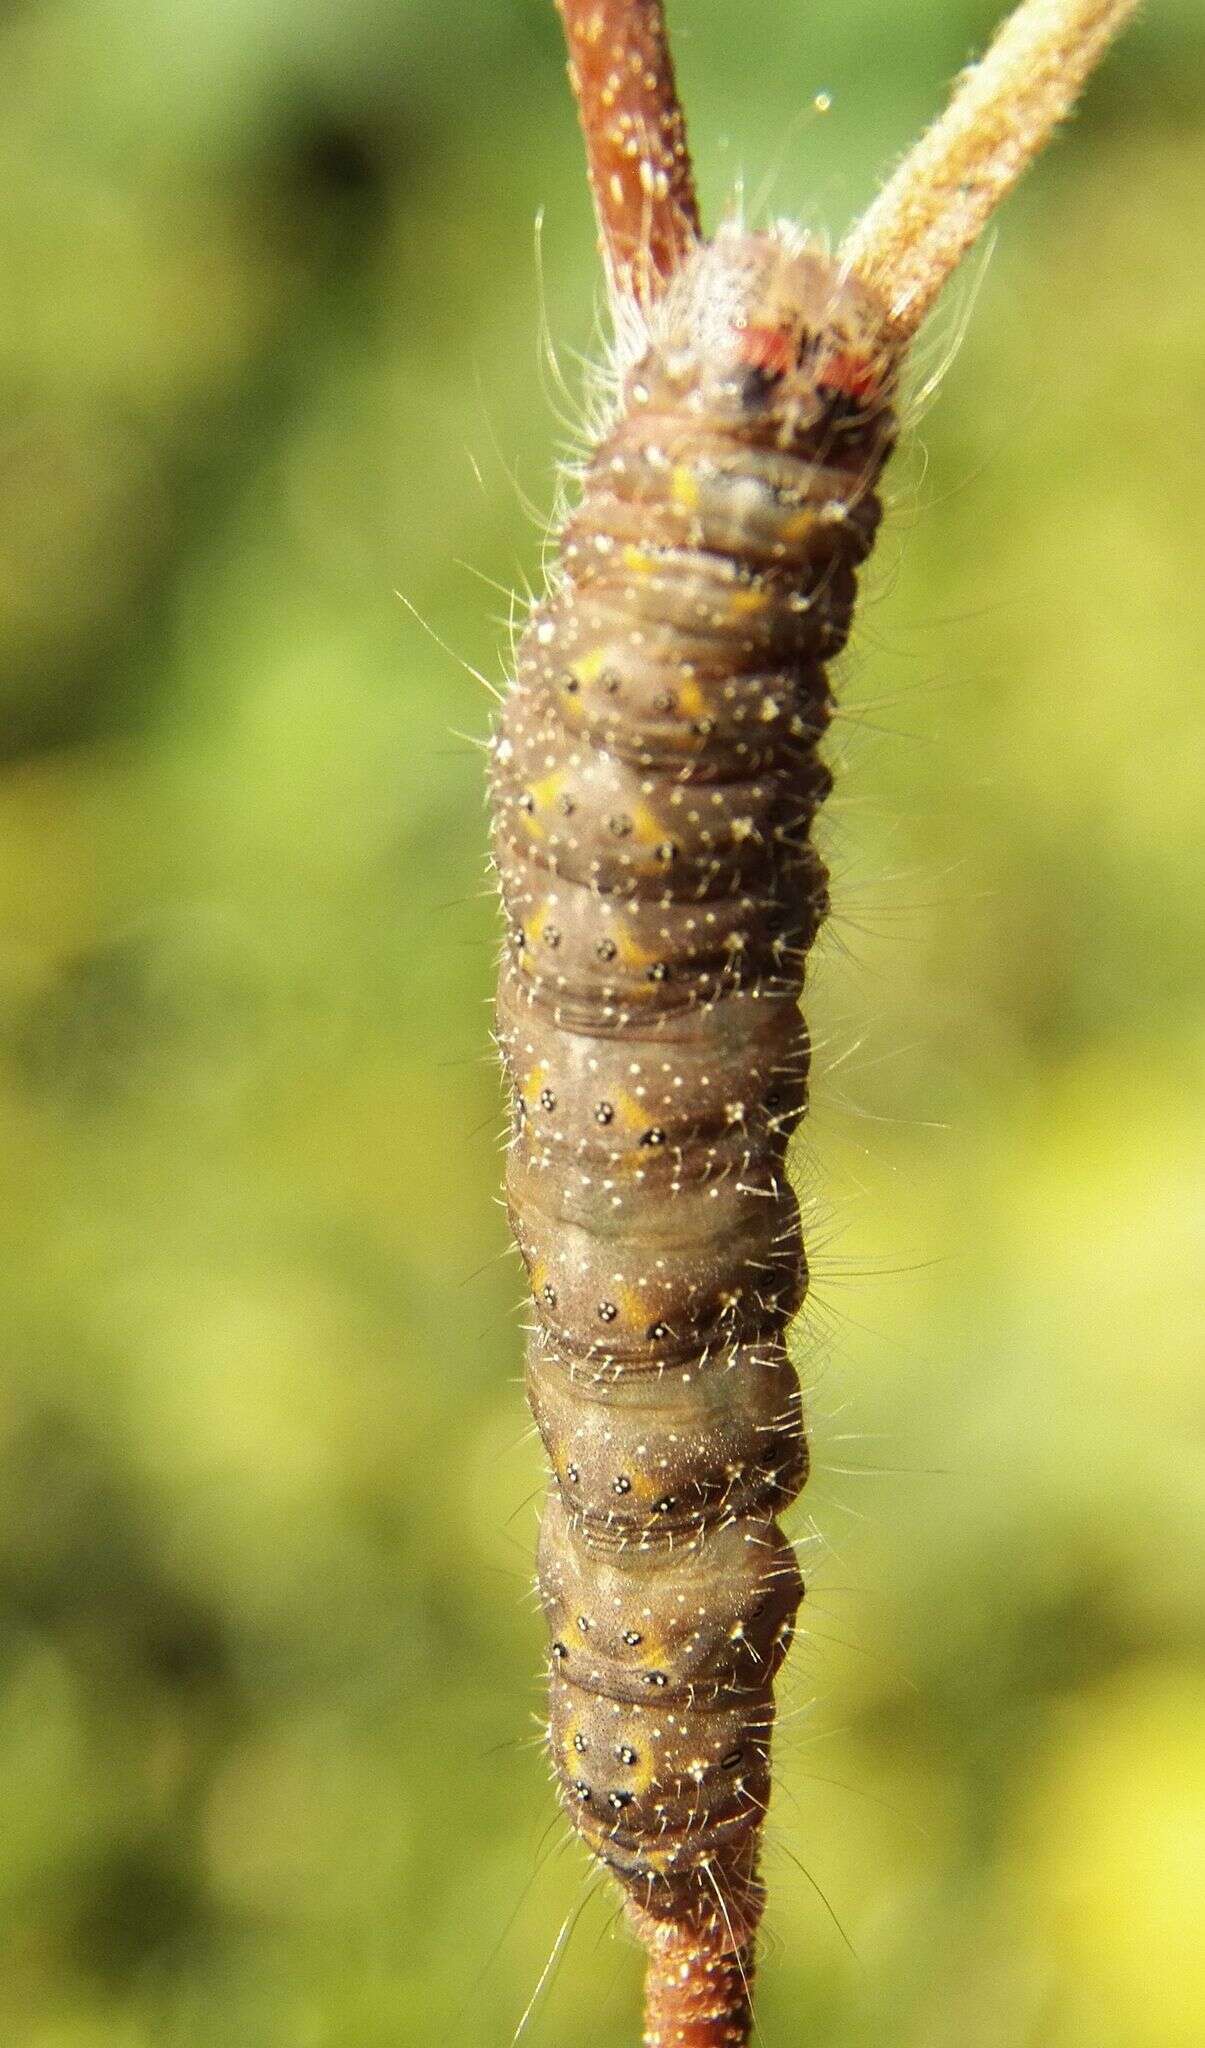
0, 2, 1200, 2044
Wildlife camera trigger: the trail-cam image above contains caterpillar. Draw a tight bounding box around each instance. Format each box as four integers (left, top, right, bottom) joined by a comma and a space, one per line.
493, 233, 894, 1993
486, 3, 1138, 2041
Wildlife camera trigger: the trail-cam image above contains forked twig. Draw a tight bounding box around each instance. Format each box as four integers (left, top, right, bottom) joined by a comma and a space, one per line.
842, 0, 1141, 340
553, 0, 700, 306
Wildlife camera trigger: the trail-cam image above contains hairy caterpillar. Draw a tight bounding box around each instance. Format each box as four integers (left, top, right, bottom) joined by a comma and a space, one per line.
486, 3, 1138, 2040
493, 230, 894, 1973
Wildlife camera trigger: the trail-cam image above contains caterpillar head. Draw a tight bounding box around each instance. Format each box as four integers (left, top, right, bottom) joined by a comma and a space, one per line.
629, 225, 898, 455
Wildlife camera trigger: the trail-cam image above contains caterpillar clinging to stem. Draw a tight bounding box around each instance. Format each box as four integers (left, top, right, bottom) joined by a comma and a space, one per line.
488, 3, 1140, 2041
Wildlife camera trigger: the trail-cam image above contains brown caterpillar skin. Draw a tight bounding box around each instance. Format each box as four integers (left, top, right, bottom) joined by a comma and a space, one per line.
491, 229, 897, 1983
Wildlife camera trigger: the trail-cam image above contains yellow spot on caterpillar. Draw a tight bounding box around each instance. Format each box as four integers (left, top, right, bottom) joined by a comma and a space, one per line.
623, 1747, 656, 1795
677, 674, 706, 719
613, 1089, 651, 1131
729, 586, 768, 617
528, 770, 567, 813
615, 1283, 651, 1336
630, 802, 665, 848
611, 926, 654, 971
571, 647, 610, 686
524, 904, 555, 950
622, 545, 657, 577
628, 1617, 668, 1666
780, 508, 818, 544
670, 465, 700, 513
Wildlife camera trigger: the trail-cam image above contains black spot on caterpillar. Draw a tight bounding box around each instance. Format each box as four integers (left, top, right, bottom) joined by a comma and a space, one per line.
491, 231, 897, 1940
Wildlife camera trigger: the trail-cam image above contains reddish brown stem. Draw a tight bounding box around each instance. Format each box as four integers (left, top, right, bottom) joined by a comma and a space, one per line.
642, 1940, 756, 2048
623, 1838, 765, 2047
554, 0, 701, 307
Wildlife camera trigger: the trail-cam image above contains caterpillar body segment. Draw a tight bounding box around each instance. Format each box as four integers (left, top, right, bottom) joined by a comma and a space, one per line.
491, 230, 899, 1981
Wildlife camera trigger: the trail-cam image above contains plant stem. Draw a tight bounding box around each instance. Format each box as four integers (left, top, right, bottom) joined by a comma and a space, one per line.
842, 0, 1141, 341
554, 0, 700, 307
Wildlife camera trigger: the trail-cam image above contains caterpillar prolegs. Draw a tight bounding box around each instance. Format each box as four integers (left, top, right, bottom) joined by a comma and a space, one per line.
486, 3, 1138, 2039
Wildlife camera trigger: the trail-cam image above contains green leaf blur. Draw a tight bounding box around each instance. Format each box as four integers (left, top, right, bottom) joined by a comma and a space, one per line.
0, 4, 1200, 2045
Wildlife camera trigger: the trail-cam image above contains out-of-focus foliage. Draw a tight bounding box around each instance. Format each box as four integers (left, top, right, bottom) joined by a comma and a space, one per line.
0, 3, 1200, 2043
